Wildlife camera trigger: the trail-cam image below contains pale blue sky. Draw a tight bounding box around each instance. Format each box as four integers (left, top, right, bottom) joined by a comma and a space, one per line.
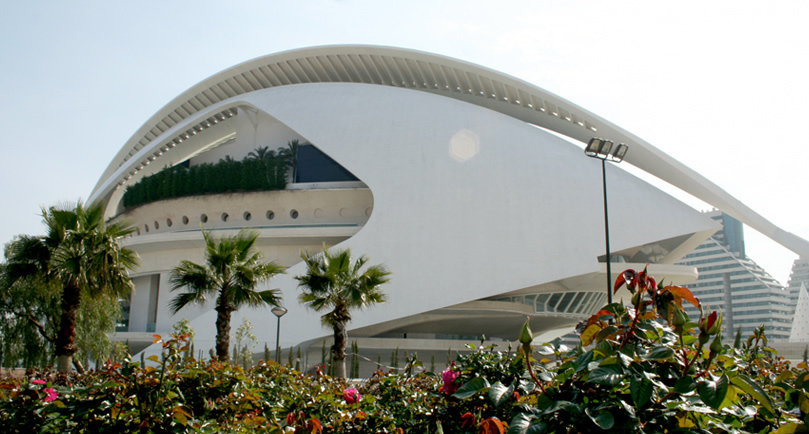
2, 1, 807, 283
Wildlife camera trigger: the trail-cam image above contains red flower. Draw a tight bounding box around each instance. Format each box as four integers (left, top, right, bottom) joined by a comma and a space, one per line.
698, 311, 722, 335
31, 379, 46, 385
43, 387, 57, 402
441, 366, 461, 395
343, 387, 361, 404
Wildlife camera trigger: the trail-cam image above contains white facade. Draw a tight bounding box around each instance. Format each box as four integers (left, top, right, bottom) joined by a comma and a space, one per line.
89, 46, 809, 362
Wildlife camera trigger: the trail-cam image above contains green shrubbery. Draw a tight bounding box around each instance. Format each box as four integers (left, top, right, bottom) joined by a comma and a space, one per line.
3, 269, 809, 433
121, 145, 293, 210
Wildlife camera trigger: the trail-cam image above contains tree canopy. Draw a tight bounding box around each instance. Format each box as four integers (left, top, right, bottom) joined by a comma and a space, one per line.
296, 246, 390, 378
170, 229, 285, 361
0, 202, 137, 371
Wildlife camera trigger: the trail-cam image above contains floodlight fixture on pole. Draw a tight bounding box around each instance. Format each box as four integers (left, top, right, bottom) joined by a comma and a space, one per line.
584, 138, 629, 305
271, 305, 288, 364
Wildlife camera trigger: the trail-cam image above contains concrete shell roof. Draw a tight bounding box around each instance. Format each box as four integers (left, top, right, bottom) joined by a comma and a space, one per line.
91, 44, 809, 258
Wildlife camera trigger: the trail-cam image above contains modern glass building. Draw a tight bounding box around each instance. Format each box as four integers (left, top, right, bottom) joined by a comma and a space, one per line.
676, 211, 792, 341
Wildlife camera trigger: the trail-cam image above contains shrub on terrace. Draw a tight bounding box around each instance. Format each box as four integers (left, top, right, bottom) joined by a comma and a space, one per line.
121, 144, 293, 210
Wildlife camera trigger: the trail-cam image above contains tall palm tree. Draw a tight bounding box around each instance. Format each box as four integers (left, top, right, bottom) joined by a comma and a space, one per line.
1, 201, 138, 372
169, 229, 285, 362
296, 247, 391, 378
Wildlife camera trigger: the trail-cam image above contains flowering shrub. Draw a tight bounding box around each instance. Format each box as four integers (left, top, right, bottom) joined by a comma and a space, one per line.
1, 269, 808, 433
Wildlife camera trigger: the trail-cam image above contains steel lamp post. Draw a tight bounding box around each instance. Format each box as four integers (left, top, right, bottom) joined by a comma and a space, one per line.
584, 138, 629, 305
271, 305, 288, 363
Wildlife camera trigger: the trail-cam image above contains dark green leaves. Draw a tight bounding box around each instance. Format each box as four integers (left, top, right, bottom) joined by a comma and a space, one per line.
730, 374, 776, 414
587, 364, 623, 385
453, 377, 490, 399
642, 346, 674, 361
675, 376, 697, 394
631, 376, 654, 407
488, 382, 515, 408
585, 407, 615, 430
698, 375, 729, 410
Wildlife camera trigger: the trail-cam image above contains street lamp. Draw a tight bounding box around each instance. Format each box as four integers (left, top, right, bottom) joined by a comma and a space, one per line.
271, 305, 288, 363
584, 138, 629, 305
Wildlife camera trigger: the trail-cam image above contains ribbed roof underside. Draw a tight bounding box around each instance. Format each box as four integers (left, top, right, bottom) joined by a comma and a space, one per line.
92, 45, 809, 260
112, 46, 603, 172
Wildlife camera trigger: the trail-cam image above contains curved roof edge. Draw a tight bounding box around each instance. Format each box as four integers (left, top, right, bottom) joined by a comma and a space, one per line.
90, 44, 809, 258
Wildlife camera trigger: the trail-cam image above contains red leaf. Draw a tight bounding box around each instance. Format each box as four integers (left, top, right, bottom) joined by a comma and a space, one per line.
665, 286, 700, 309
480, 417, 506, 434
614, 269, 637, 294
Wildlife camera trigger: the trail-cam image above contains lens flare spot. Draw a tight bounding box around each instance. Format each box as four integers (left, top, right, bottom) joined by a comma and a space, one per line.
449, 129, 480, 162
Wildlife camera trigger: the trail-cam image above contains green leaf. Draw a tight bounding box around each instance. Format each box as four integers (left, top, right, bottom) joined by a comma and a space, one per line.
774, 423, 809, 434
572, 351, 594, 373
631, 376, 654, 407
730, 374, 776, 414
643, 346, 674, 361
674, 376, 696, 394
453, 377, 490, 399
588, 364, 623, 386
698, 375, 729, 410
595, 325, 620, 343
507, 414, 531, 434
585, 407, 615, 430
488, 381, 515, 408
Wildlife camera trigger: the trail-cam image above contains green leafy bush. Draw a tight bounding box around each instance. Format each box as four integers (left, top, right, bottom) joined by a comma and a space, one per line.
2, 269, 809, 433
121, 147, 290, 210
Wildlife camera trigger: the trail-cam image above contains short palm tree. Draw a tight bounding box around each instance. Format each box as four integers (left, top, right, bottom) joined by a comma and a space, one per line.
1, 201, 138, 372
279, 140, 300, 182
169, 229, 285, 362
246, 146, 276, 161
296, 247, 391, 378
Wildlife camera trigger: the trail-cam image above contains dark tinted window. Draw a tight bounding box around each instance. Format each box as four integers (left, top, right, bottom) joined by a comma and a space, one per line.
296, 144, 358, 183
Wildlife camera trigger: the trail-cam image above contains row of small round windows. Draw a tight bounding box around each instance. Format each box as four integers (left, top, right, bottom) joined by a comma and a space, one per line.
139, 210, 298, 234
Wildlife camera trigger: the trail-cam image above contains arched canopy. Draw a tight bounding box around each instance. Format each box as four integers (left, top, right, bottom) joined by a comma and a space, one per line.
89, 45, 809, 258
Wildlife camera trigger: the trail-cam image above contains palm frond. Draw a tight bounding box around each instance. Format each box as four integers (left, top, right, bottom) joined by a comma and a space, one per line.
169, 291, 208, 314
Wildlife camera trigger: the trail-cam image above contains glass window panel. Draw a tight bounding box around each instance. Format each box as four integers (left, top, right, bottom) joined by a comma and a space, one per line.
547, 293, 562, 312
556, 292, 576, 312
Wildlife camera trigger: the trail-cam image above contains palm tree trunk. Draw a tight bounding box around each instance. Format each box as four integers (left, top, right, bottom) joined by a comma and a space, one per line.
55, 282, 81, 372
331, 319, 347, 378
215, 303, 233, 362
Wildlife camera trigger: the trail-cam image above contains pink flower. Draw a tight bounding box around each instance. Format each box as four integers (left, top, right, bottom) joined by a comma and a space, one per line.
343, 387, 361, 404
43, 387, 58, 402
442, 367, 461, 395
31, 379, 46, 385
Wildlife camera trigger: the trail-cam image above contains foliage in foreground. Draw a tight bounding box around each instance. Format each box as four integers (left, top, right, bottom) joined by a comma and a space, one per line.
3, 269, 809, 433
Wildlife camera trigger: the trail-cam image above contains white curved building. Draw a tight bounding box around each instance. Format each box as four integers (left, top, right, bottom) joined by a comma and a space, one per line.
91, 46, 809, 366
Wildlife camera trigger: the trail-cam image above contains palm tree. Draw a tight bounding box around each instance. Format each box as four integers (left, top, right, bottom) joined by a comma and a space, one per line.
279, 140, 300, 182
169, 229, 285, 362
296, 247, 391, 378
246, 146, 276, 161
1, 201, 138, 372
247, 146, 281, 188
